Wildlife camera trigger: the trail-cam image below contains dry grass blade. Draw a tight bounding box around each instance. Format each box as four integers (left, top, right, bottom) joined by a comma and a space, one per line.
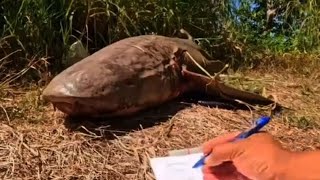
184, 51, 229, 80
185, 51, 214, 78
0, 50, 22, 64
0, 58, 36, 86
0, 104, 10, 123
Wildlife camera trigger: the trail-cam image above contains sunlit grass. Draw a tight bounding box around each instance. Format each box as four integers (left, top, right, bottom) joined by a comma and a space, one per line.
0, 0, 319, 85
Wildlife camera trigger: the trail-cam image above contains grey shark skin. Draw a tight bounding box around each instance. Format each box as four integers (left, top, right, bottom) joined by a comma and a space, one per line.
42, 35, 276, 117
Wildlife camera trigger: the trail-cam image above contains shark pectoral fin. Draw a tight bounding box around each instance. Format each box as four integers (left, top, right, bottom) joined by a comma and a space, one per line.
204, 60, 227, 74
181, 69, 220, 95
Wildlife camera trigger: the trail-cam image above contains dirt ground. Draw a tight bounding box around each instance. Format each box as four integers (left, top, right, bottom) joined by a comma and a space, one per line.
1, 68, 320, 180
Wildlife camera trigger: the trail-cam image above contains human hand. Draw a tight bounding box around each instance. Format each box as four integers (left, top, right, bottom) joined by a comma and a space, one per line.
202, 161, 249, 180
202, 131, 292, 180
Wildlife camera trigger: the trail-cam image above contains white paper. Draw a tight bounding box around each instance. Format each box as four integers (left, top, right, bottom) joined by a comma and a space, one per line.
149, 153, 204, 180
168, 147, 202, 156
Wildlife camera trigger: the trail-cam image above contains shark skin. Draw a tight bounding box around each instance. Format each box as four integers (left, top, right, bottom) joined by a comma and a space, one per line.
42, 35, 278, 118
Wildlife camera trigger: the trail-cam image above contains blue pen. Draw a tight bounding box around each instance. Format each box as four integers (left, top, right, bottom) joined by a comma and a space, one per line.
192, 116, 271, 168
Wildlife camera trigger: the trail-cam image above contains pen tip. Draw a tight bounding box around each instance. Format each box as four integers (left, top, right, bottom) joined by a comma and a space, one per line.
192, 160, 204, 168
192, 164, 200, 168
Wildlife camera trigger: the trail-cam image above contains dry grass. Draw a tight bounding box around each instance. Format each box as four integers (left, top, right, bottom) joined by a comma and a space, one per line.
1, 69, 320, 179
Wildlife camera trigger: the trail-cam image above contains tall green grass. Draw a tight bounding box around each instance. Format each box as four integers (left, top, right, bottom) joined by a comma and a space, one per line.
0, 0, 74, 84
0, 0, 232, 83
232, 1, 320, 53
0, 0, 319, 85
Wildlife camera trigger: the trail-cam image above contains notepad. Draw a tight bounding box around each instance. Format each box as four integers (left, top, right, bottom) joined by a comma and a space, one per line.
149, 152, 204, 180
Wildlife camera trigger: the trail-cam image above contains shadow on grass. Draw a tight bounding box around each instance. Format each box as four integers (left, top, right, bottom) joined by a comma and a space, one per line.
63, 92, 252, 140
63, 99, 186, 140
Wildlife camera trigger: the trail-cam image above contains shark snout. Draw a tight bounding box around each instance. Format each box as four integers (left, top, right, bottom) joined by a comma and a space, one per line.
42, 82, 75, 99
42, 71, 121, 116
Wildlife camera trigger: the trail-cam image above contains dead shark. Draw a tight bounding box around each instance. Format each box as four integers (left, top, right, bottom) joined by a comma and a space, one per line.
42, 34, 278, 117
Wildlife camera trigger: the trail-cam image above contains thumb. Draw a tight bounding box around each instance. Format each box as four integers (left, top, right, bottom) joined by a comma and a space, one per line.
205, 142, 241, 167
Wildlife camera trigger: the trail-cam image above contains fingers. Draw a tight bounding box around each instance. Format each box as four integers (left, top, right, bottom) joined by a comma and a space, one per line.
204, 132, 275, 167
205, 142, 241, 167
203, 168, 219, 180
202, 131, 241, 154
202, 162, 248, 180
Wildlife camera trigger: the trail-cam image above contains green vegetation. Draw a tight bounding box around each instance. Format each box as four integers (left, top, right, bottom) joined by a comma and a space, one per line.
0, 2, 320, 179
0, 0, 319, 84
